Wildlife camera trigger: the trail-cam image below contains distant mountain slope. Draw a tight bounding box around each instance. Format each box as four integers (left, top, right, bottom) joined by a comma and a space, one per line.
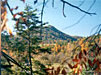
42, 25, 78, 41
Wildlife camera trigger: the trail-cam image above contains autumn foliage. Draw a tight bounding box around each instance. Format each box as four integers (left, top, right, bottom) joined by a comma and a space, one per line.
1, 0, 12, 36
1, 0, 101, 75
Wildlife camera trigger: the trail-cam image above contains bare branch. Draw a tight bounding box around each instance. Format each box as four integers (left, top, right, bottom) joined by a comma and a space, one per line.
63, 0, 96, 30
79, 0, 86, 7
6, 1, 14, 15
34, 0, 38, 4
40, 0, 45, 40
52, 0, 54, 7
61, 0, 96, 16
62, 2, 66, 17
90, 24, 101, 35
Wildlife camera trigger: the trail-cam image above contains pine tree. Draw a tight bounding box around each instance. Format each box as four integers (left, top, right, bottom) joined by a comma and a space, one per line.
12, 5, 51, 75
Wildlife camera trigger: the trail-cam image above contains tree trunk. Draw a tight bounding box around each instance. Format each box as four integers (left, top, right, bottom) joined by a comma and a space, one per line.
28, 30, 33, 75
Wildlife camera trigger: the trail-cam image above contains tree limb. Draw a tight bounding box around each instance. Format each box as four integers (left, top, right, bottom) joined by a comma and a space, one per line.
40, 0, 45, 40
61, 0, 96, 16
6, 1, 14, 15
62, 2, 66, 17
79, 0, 86, 7
63, 0, 96, 29
52, 0, 54, 7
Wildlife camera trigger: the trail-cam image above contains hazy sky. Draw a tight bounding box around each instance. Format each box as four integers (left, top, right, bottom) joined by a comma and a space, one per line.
7, 0, 101, 37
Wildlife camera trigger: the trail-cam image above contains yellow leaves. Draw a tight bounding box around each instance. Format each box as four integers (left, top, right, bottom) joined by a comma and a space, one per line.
1, 0, 13, 36
45, 66, 67, 75
1, 0, 7, 31
55, 44, 58, 52
8, 29, 13, 36
1, 17, 13, 36
2, 50, 7, 54
1, 19, 7, 31
9, 50, 13, 57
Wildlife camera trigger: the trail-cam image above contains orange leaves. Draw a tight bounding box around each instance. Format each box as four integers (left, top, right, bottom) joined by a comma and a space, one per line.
13, 12, 22, 17
10, 6, 18, 11
73, 70, 76, 75
71, 64, 83, 75
22, 18, 26, 22
18, 12, 23, 15
13, 14, 17, 18
72, 59, 79, 62
2, 50, 7, 54
15, 6, 18, 10
70, 40, 101, 74
5, 26, 13, 36
73, 63, 78, 68
10, 8, 14, 11
1, 1, 13, 36
12, 11, 23, 18
16, 20, 19, 26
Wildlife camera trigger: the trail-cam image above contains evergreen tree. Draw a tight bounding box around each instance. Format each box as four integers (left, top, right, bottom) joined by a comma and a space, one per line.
13, 5, 51, 75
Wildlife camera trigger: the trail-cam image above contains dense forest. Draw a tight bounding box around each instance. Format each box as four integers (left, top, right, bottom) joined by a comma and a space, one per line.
1, 0, 101, 75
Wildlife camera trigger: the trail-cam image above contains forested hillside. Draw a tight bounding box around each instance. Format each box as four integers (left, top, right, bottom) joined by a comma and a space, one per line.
1, 0, 101, 75
42, 25, 78, 41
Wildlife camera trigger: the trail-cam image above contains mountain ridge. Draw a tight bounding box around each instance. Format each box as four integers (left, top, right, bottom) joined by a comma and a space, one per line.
42, 25, 80, 41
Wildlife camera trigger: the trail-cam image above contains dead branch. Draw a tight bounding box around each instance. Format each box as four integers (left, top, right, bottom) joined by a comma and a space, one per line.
40, 0, 45, 40
6, 1, 14, 15
61, 0, 96, 16
62, 2, 66, 17
79, 0, 86, 7
52, 0, 54, 7
63, 0, 96, 30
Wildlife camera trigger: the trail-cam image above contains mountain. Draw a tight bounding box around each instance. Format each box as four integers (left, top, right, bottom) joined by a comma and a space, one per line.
1, 25, 80, 44
42, 25, 79, 41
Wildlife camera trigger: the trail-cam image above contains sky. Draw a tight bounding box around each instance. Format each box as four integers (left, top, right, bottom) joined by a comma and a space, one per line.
7, 0, 101, 37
